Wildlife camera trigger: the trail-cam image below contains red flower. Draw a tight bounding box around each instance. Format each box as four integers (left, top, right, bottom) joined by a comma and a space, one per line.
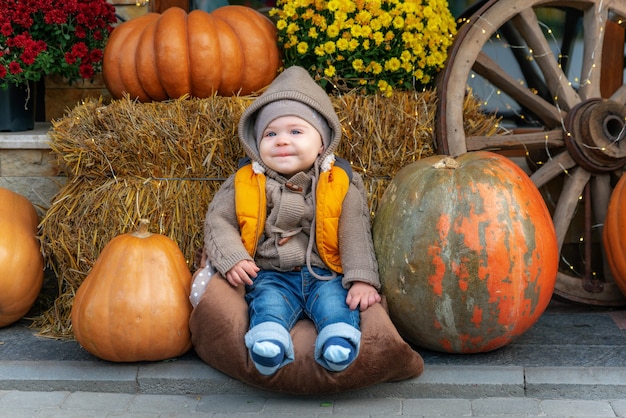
1, 0, 117, 87
12, 4, 34, 28
64, 52, 76, 65
71, 42, 89, 59
44, 10, 68, 25
78, 63, 94, 79
20, 40, 46, 65
75, 25, 87, 39
89, 49, 103, 63
9, 61, 23, 75
1, 22, 12, 37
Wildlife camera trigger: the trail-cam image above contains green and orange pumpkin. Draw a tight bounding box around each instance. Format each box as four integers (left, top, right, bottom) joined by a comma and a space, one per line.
0, 188, 44, 328
102, 6, 281, 101
373, 151, 558, 353
71, 219, 193, 362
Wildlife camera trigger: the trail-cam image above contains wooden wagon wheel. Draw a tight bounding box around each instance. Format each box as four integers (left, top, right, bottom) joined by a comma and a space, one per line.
435, 0, 626, 306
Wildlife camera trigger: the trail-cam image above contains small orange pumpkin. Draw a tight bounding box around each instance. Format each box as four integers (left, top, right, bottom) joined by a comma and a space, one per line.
0, 188, 44, 328
603, 174, 626, 296
71, 219, 193, 362
102, 6, 281, 101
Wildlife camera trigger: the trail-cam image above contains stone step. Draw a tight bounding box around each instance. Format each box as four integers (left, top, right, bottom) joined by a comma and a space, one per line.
0, 123, 67, 215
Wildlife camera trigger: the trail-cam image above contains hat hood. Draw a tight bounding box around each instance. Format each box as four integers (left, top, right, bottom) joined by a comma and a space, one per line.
238, 66, 342, 177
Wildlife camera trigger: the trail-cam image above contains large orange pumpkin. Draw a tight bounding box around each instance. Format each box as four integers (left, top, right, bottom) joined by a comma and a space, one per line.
71, 219, 193, 362
373, 151, 558, 353
102, 6, 281, 101
603, 174, 626, 296
0, 188, 44, 327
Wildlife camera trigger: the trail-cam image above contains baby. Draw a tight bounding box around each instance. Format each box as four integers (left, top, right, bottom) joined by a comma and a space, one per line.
204, 66, 381, 375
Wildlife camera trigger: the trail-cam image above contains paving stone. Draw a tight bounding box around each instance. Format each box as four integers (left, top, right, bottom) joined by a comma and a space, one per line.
128, 393, 199, 414
0, 390, 69, 410
402, 398, 471, 416
610, 399, 626, 417
196, 394, 266, 413
470, 397, 542, 416
541, 399, 617, 417
263, 397, 337, 414
332, 397, 403, 416
61, 391, 134, 411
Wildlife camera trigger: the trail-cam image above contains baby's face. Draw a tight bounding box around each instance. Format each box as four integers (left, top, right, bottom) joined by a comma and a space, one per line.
258, 116, 324, 177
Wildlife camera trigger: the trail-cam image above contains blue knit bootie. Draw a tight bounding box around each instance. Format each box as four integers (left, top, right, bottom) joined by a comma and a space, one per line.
322, 337, 356, 372
250, 339, 285, 376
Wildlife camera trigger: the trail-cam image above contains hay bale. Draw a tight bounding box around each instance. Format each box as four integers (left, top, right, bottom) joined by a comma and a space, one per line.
36, 91, 498, 338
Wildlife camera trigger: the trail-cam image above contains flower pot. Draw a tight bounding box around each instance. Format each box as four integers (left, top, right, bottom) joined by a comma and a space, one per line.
0, 83, 36, 132
44, 74, 111, 121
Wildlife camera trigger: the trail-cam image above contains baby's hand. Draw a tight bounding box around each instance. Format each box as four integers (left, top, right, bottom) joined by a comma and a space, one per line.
225, 259, 259, 287
346, 281, 381, 312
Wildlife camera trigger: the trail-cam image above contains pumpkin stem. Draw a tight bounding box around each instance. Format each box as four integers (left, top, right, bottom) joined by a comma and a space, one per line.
133, 219, 152, 238
433, 156, 460, 170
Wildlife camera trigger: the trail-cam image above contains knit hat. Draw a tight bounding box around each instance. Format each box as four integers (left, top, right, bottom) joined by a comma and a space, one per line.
253, 99, 332, 150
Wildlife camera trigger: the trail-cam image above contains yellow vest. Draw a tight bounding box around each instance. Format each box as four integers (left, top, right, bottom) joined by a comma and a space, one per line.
234, 159, 351, 273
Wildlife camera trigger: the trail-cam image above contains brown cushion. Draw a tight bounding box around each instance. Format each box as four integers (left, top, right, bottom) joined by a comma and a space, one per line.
189, 273, 424, 395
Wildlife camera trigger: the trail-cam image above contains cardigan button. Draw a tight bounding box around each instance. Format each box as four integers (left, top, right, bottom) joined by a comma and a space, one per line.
285, 182, 303, 192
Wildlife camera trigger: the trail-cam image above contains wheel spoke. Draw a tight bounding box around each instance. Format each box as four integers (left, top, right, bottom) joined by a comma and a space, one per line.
552, 167, 592, 252
466, 128, 564, 151
512, 8, 580, 111
473, 52, 564, 127
530, 151, 577, 188
578, 5, 607, 99
609, 84, 626, 104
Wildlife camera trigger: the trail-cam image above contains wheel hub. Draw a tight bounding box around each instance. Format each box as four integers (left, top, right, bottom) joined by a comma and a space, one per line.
564, 99, 626, 173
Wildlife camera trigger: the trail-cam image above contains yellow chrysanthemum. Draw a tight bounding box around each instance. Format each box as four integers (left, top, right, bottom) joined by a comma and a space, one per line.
392, 16, 404, 30
369, 61, 383, 75
352, 58, 365, 72
400, 61, 413, 72
355, 10, 371, 25
384, 57, 401, 72
336, 38, 349, 51
328, 0, 340, 11
372, 31, 384, 46
377, 80, 393, 97
273, 0, 457, 94
297, 42, 309, 54
276, 19, 287, 31
327, 24, 340, 38
369, 17, 382, 31
350, 24, 363, 38
287, 22, 300, 35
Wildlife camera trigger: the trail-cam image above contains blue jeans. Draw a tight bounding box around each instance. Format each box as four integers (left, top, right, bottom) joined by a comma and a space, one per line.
244, 266, 361, 370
